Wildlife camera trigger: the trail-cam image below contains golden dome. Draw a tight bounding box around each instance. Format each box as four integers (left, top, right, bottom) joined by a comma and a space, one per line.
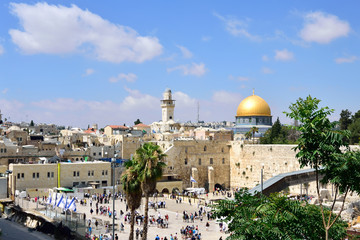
236, 92, 271, 117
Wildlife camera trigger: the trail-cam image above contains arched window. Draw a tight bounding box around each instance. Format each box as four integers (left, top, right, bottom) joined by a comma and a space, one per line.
204, 146, 207, 151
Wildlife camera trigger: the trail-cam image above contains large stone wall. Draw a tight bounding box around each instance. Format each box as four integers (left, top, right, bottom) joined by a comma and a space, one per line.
162, 140, 230, 191
230, 143, 303, 189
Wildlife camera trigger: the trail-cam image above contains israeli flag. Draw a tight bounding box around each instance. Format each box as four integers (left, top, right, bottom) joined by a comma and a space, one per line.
67, 197, 77, 212
46, 192, 52, 205
64, 196, 69, 209
190, 176, 197, 183
53, 193, 58, 209
57, 195, 65, 208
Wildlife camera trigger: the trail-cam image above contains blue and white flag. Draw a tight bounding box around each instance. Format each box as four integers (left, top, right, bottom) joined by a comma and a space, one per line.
190, 176, 197, 183
67, 197, 77, 212
64, 196, 69, 209
46, 192, 52, 205
57, 195, 64, 208
53, 193, 58, 209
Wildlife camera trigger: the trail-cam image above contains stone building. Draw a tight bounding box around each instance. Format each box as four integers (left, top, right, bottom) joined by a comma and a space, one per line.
8, 161, 111, 196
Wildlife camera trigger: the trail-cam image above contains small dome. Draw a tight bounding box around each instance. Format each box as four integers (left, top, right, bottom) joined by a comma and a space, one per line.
236, 93, 271, 117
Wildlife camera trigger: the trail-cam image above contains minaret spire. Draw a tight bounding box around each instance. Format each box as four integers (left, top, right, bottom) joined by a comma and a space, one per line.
253, 88, 255, 95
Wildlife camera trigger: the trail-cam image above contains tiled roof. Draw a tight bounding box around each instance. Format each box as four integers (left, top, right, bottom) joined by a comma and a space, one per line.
134, 123, 150, 127
108, 125, 129, 129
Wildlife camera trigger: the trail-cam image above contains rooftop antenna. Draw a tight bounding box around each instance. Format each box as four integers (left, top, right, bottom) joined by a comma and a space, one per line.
197, 101, 200, 123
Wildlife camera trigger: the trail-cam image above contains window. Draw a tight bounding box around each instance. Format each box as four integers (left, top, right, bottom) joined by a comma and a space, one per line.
37, 173, 39, 178
204, 146, 207, 151
184, 158, 188, 165
221, 148, 224, 153
88, 171, 91, 176
93, 153, 96, 156
222, 158, 225, 164
210, 158, 213, 164
92, 170, 94, 176
47, 172, 50, 178
73, 171, 76, 177
21, 173, 24, 178
185, 147, 188, 153
198, 158, 201, 165
102, 170, 104, 176
4, 148, 6, 153
51, 172, 54, 178
105, 170, 108, 175
17, 173, 20, 179
33, 173, 36, 179
0, 149, 2, 153
77, 171, 80, 177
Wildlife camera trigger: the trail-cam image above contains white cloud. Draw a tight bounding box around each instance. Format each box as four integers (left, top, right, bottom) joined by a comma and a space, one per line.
335, 56, 357, 64
214, 12, 260, 41
300, 11, 350, 44
109, 73, 137, 83
262, 67, 274, 74
262, 55, 269, 61
274, 49, 294, 61
176, 45, 193, 58
83, 68, 94, 76
0, 45, 4, 55
212, 90, 242, 105
9, 3, 163, 63
167, 62, 207, 77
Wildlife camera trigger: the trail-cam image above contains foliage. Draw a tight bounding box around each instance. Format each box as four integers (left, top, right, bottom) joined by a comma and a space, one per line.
133, 142, 167, 240
251, 126, 259, 144
212, 190, 347, 240
284, 95, 360, 240
121, 160, 142, 240
349, 118, 360, 144
30, 120, 34, 126
260, 118, 298, 144
339, 109, 352, 130
134, 119, 142, 125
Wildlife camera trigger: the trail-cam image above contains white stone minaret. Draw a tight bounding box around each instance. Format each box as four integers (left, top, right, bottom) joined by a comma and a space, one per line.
161, 88, 175, 122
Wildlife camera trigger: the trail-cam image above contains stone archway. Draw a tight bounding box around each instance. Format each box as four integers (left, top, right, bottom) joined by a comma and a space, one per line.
162, 188, 169, 194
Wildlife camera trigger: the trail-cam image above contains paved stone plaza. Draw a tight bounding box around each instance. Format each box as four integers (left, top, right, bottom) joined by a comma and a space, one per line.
21, 193, 230, 239
77, 194, 229, 239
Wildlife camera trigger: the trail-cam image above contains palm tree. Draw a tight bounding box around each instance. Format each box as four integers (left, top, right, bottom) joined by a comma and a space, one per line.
245, 131, 252, 142
251, 126, 259, 144
121, 161, 142, 240
134, 142, 167, 240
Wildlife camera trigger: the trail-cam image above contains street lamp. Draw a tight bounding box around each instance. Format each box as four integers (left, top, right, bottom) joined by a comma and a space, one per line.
111, 154, 118, 240
260, 164, 264, 194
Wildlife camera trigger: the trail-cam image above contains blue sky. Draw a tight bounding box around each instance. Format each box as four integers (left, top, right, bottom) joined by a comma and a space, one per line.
0, 1, 359, 128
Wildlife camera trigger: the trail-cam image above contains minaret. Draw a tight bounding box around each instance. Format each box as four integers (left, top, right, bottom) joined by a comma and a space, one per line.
161, 88, 175, 122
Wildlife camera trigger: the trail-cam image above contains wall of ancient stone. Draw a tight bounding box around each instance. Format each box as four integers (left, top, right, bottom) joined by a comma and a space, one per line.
162, 140, 231, 191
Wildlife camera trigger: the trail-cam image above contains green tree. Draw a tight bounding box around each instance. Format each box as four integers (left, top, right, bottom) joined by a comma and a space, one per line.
30, 120, 34, 126
349, 118, 360, 144
284, 95, 360, 240
121, 161, 142, 240
353, 110, 360, 122
339, 109, 352, 130
213, 189, 347, 240
134, 119, 142, 125
134, 143, 167, 240
270, 117, 281, 141
245, 130, 252, 140
251, 126, 259, 144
